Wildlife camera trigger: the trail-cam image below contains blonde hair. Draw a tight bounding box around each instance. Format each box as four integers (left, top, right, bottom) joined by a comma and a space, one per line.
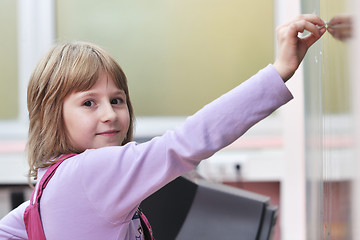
27, 42, 134, 180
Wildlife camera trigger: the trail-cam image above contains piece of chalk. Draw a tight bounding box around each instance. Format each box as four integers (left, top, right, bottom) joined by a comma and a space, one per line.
317, 21, 330, 29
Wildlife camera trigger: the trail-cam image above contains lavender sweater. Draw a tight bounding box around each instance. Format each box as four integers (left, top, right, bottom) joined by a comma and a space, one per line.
0, 65, 293, 239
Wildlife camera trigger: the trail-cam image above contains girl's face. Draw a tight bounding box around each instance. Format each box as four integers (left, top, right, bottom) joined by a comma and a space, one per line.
63, 71, 130, 152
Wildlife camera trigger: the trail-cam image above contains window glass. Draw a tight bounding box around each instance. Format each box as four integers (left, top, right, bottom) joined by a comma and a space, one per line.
56, 0, 274, 116
0, 0, 18, 120
302, 0, 354, 239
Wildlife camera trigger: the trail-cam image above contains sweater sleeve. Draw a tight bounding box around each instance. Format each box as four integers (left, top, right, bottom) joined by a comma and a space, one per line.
0, 201, 29, 239
77, 64, 293, 223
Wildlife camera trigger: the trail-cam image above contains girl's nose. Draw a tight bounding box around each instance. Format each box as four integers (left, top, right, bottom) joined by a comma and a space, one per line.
100, 103, 117, 123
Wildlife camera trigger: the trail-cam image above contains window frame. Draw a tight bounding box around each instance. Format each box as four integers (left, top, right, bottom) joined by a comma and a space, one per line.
0, 0, 55, 140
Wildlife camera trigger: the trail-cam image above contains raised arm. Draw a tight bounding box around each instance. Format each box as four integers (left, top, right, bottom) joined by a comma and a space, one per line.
77, 15, 326, 221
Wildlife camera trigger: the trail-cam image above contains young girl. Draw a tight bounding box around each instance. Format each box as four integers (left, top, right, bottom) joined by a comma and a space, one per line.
0, 14, 325, 239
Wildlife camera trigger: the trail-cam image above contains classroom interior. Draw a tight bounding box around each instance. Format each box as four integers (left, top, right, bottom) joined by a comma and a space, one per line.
0, 0, 359, 239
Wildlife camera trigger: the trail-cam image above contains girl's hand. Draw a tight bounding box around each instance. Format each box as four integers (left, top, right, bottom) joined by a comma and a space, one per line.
273, 14, 326, 82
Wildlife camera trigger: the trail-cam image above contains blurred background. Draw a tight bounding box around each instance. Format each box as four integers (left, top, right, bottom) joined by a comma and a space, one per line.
0, 0, 359, 239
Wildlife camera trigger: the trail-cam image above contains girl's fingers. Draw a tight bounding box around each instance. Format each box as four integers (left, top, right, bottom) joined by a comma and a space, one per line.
300, 21, 326, 46
293, 14, 325, 27
302, 21, 321, 37
278, 16, 324, 38
299, 19, 327, 48
284, 14, 325, 35
292, 19, 323, 38
301, 27, 326, 48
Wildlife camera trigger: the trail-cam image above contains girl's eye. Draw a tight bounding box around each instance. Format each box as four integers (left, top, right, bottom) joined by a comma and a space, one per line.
83, 100, 95, 107
111, 98, 125, 105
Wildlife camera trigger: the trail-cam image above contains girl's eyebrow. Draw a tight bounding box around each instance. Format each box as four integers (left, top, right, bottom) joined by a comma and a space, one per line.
111, 89, 126, 97
72, 91, 98, 100
75, 89, 126, 98
114, 89, 126, 95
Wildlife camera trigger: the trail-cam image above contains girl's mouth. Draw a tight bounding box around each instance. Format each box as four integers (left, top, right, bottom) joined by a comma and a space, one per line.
96, 130, 120, 136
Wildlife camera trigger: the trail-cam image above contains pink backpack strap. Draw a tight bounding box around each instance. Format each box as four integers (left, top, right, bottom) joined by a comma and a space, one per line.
24, 154, 77, 240
138, 208, 156, 240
